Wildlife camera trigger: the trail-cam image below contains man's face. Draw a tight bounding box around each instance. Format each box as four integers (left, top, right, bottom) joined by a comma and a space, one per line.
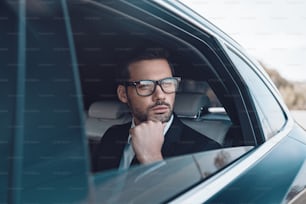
118, 59, 176, 125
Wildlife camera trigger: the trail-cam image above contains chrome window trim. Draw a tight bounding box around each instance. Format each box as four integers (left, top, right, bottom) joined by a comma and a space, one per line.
170, 117, 294, 203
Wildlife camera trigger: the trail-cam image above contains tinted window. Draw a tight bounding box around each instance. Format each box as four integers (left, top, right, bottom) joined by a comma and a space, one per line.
225, 46, 286, 138
1, 1, 90, 202
0, 3, 18, 202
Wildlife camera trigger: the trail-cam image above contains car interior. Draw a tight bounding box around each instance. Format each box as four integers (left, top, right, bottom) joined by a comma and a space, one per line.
66, 1, 247, 171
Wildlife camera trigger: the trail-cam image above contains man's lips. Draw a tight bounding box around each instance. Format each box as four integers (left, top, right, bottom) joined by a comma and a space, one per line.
151, 105, 169, 113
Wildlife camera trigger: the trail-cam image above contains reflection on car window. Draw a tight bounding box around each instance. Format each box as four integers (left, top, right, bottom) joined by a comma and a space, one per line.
92, 146, 253, 203
225, 47, 286, 138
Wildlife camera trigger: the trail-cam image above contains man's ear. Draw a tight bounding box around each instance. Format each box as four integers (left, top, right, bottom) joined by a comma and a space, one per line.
117, 85, 128, 103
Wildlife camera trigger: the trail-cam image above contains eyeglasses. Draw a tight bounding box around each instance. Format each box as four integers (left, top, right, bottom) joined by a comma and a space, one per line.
123, 77, 181, 97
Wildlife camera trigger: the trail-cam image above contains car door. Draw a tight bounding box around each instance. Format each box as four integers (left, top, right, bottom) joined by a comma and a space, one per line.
71, 1, 306, 203
0, 2, 18, 203
67, 0, 258, 202
0, 1, 90, 203
206, 44, 306, 204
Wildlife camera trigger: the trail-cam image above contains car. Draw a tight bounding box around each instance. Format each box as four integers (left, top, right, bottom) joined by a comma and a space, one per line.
1, 0, 306, 203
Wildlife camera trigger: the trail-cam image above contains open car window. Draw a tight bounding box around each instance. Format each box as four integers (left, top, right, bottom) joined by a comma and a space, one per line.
85, 79, 235, 149
66, 0, 254, 168
70, 0, 254, 202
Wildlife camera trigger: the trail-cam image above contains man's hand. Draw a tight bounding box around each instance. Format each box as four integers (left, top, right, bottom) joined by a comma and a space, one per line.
130, 120, 165, 164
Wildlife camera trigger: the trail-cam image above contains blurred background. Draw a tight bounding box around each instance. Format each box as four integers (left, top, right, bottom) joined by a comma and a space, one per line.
180, 0, 306, 129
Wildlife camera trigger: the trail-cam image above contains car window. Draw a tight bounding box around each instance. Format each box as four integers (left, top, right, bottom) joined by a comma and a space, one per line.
67, 0, 254, 188
2, 1, 90, 202
65, 0, 254, 171
1, 0, 259, 203
0, 3, 18, 202
92, 146, 253, 203
85, 79, 233, 150
0, 0, 256, 202
225, 46, 286, 139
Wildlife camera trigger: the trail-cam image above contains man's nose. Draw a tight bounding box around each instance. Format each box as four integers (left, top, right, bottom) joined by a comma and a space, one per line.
152, 84, 166, 100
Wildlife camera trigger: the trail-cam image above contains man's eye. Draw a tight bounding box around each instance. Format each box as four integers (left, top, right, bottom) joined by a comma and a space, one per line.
162, 80, 175, 87
162, 82, 173, 87
138, 83, 152, 90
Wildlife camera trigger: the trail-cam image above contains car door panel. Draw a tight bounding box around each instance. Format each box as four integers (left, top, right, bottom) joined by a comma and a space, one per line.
206, 135, 306, 203
2, 1, 90, 203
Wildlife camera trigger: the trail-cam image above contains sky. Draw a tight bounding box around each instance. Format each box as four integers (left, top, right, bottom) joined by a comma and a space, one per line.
180, 0, 306, 82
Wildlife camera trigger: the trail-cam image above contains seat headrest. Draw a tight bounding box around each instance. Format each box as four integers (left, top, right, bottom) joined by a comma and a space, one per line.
174, 93, 210, 118
88, 100, 129, 119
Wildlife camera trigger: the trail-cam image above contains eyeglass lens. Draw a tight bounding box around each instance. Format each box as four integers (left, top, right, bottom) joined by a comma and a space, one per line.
136, 78, 179, 96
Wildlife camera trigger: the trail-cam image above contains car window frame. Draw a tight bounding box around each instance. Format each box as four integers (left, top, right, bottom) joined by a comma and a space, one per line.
72, 0, 264, 201
74, 0, 257, 147
149, 0, 261, 146
222, 43, 289, 140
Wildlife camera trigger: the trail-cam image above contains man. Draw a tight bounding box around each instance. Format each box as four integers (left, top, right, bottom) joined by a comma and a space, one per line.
91, 48, 221, 173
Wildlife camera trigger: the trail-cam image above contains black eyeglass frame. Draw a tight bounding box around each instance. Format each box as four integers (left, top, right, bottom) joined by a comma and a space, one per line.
122, 77, 181, 97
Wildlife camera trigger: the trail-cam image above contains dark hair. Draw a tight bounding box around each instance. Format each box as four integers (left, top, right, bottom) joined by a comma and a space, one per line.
116, 47, 174, 82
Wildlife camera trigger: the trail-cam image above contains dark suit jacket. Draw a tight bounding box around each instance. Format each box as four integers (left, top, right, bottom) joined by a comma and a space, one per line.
91, 115, 221, 173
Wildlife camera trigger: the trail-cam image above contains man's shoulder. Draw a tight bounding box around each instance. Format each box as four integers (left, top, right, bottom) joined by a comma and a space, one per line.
107, 122, 131, 131
102, 122, 131, 140
171, 115, 200, 135
180, 121, 207, 139
173, 116, 221, 148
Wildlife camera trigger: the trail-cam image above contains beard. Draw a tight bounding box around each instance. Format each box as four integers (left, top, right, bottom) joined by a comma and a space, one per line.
128, 100, 173, 123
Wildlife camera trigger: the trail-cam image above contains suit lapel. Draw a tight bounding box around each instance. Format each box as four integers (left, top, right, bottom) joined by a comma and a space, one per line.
104, 122, 131, 169
114, 122, 131, 158
161, 115, 183, 157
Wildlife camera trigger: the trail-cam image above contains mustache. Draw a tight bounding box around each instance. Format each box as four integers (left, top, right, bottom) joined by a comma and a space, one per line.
149, 101, 171, 109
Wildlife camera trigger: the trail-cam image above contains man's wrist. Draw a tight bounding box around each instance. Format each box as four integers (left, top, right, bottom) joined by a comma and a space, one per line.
138, 154, 163, 164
